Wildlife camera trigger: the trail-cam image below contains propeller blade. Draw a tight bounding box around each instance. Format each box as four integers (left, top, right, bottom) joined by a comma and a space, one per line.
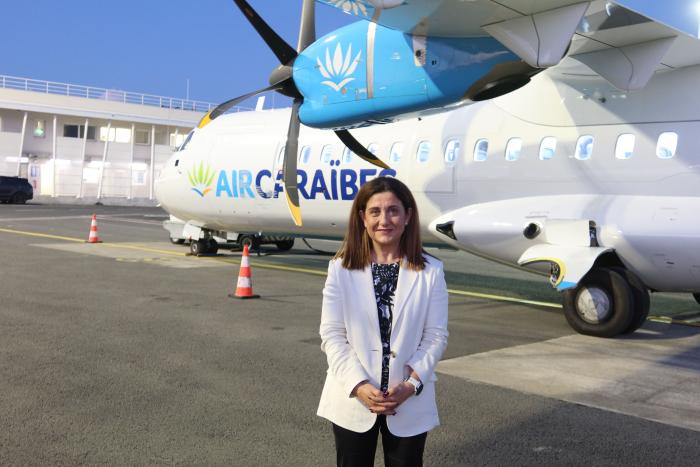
232, 0, 298, 65
334, 130, 390, 170
283, 99, 304, 227
297, 0, 316, 52
197, 83, 282, 129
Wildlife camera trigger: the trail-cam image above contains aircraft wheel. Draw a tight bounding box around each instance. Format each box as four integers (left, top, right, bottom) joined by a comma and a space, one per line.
693, 293, 700, 306
239, 235, 259, 251
610, 267, 650, 334
562, 268, 634, 338
207, 239, 219, 255
190, 239, 208, 256
170, 237, 185, 245
275, 239, 294, 251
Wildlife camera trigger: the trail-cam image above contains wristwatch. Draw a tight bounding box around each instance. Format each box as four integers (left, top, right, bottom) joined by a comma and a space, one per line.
404, 376, 424, 396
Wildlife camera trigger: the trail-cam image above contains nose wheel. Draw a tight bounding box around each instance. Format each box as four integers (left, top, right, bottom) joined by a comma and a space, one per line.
562, 267, 649, 337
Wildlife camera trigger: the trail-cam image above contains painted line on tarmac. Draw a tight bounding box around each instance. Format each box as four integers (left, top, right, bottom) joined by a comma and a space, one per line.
9, 226, 698, 322
447, 288, 561, 309
0, 226, 564, 309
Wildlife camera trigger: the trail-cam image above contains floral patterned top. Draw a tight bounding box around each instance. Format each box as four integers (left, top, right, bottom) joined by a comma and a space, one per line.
371, 262, 399, 393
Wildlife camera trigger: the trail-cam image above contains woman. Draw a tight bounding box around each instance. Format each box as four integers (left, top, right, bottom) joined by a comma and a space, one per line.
317, 177, 449, 467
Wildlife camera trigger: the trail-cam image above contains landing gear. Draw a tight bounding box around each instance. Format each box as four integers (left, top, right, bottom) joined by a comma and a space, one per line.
562, 268, 636, 337
190, 238, 218, 256
170, 237, 185, 245
275, 239, 294, 251
611, 267, 650, 334
238, 234, 260, 252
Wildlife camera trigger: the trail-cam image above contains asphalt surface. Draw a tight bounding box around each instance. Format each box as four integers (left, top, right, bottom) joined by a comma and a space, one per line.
1, 204, 700, 466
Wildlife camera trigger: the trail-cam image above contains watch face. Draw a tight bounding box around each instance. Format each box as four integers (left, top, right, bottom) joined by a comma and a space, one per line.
415, 381, 423, 396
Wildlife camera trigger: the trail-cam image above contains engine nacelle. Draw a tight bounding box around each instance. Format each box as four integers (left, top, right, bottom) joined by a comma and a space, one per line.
292, 21, 539, 129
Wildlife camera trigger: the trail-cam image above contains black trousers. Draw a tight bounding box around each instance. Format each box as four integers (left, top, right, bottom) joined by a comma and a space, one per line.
332, 416, 427, 467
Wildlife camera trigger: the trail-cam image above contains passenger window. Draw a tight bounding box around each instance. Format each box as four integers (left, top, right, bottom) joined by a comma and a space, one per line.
320, 144, 334, 164
277, 146, 285, 165
505, 138, 522, 161
390, 142, 404, 163
473, 139, 488, 161
575, 135, 594, 160
342, 147, 353, 163
444, 139, 460, 165
368, 143, 379, 155
416, 141, 431, 163
656, 132, 678, 159
539, 137, 556, 160
615, 134, 635, 159
299, 146, 312, 164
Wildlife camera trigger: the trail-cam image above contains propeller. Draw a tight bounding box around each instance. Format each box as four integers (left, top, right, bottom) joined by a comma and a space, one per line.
199, 0, 389, 226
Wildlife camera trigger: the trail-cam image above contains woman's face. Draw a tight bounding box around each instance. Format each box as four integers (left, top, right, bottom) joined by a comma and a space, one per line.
360, 191, 412, 252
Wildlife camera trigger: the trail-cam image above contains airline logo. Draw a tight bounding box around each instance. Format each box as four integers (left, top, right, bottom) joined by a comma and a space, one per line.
187, 162, 216, 197
317, 43, 362, 92
190, 164, 396, 201
329, 0, 370, 17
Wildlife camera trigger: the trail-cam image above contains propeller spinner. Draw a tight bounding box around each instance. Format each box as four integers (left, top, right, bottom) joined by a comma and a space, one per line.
198, 0, 389, 226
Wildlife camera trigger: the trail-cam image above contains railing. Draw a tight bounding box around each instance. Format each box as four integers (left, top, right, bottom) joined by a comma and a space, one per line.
0, 74, 246, 113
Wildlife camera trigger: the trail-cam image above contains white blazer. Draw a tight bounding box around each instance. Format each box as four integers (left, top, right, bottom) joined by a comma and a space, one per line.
317, 255, 449, 437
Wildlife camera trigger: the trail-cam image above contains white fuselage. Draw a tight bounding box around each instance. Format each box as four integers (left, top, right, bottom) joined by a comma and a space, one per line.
156, 64, 700, 294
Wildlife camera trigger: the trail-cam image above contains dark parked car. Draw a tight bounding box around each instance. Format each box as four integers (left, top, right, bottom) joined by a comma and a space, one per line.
0, 176, 33, 204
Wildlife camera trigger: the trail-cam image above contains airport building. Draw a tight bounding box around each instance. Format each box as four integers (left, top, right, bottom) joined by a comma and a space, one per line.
0, 74, 225, 204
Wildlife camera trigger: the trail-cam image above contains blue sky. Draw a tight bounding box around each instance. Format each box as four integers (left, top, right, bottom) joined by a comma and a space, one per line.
1, 1, 356, 107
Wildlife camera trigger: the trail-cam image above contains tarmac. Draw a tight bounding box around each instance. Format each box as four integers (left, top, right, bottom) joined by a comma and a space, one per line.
1, 204, 700, 466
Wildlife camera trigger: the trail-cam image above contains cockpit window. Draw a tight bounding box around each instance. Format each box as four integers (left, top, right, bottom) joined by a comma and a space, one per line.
176, 130, 194, 152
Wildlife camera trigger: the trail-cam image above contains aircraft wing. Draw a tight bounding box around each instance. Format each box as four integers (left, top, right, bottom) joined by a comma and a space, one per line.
318, 0, 700, 91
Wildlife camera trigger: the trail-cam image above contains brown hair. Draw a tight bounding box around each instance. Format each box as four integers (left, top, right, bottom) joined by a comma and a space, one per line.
335, 176, 426, 271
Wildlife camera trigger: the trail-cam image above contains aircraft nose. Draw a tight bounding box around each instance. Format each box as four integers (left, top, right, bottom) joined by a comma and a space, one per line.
154, 156, 181, 209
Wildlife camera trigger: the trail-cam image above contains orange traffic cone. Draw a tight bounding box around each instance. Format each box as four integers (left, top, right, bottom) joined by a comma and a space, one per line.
229, 244, 260, 299
86, 213, 102, 243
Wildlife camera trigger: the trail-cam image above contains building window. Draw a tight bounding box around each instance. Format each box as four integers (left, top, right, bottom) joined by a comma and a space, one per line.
135, 129, 151, 145
321, 144, 334, 164
615, 133, 635, 159
389, 142, 404, 163
63, 125, 96, 139
473, 139, 488, 161
101, 127, 132, 143
299, 145, 312, 164
444, 139, 460, 165
539, 137, 557, 160
33, 119, 45, 138
575, 135, 594, 160
64, 125, 79, 138
505, 138, 522, 161
416, 141, 431, 163
656, 132, 678, 159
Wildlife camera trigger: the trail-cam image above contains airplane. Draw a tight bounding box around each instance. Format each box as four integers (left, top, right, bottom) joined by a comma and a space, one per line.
155, 0, 700, 338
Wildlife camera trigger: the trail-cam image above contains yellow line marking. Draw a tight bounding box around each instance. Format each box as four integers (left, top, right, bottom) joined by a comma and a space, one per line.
4, 226, 699, 324
0, 227, 86, 243
447, 288, 562, 308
